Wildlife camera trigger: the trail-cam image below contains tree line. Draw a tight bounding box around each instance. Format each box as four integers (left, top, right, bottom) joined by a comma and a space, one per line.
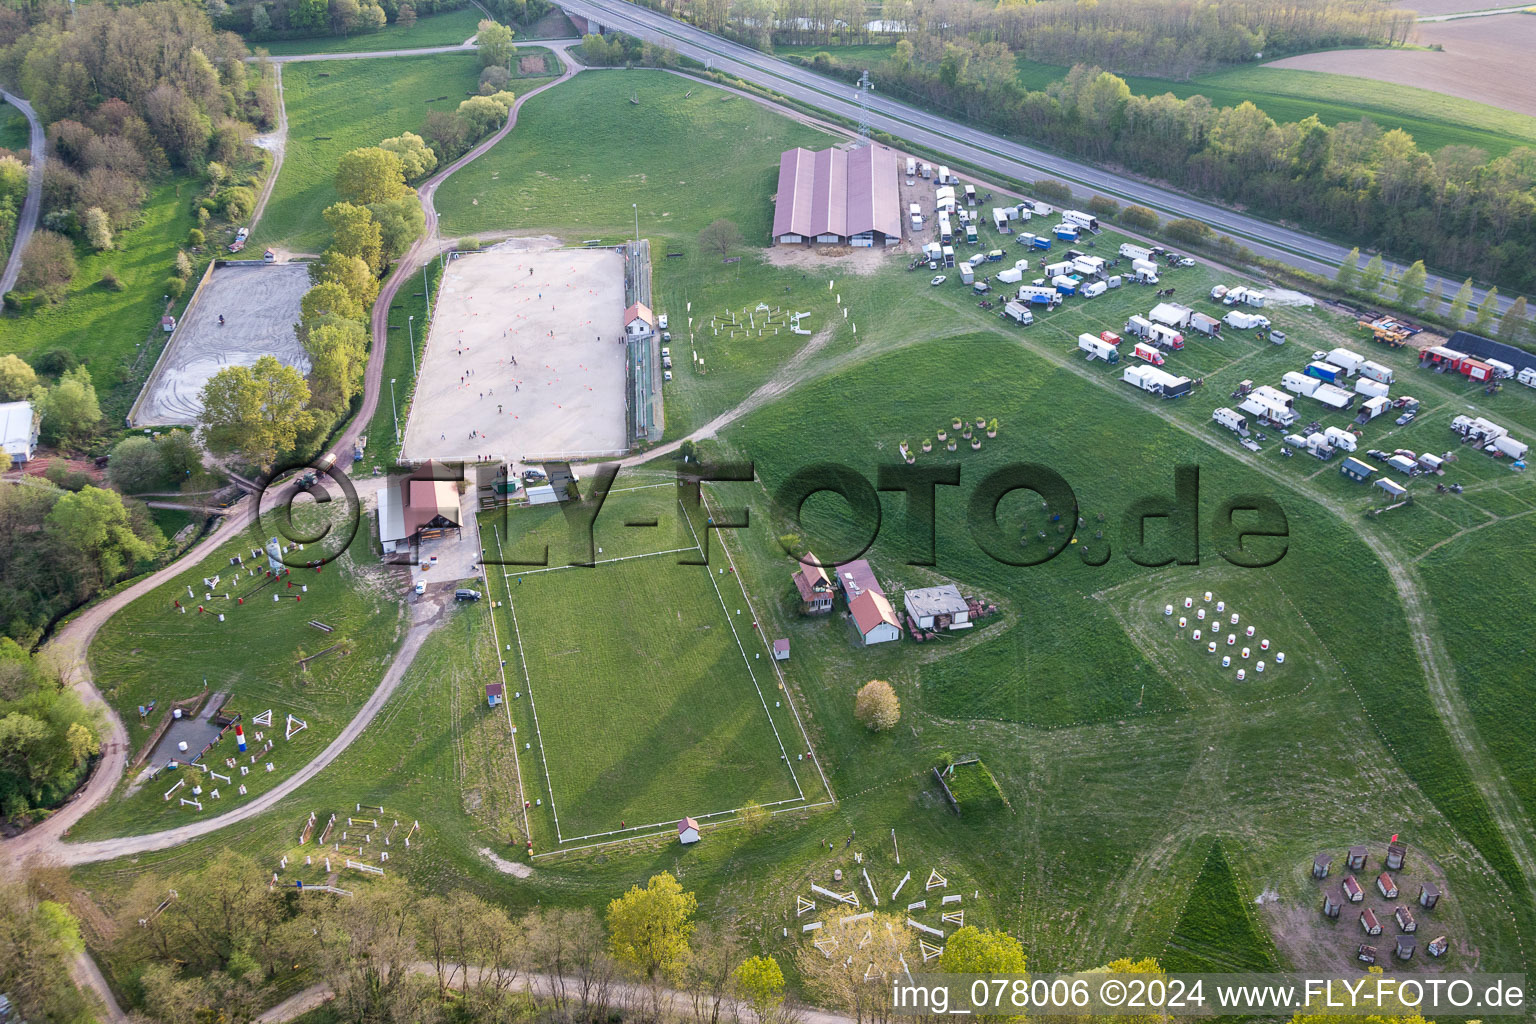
211, 0, 555, 44
638, 0, 1410, 77
798, 51, 1536, 300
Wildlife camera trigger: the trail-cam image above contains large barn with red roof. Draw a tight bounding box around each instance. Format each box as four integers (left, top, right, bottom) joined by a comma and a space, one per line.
772, 145, 902, 247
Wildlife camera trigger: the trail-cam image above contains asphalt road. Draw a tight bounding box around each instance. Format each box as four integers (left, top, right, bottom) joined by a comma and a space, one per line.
0, 89, 44, 295
558, 0, 1512, 319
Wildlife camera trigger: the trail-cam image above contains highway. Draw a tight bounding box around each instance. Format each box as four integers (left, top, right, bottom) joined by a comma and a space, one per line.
558, 0, 1511, 318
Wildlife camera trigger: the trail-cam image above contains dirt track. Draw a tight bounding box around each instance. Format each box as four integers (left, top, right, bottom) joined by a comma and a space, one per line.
1269, 13, 1536, 118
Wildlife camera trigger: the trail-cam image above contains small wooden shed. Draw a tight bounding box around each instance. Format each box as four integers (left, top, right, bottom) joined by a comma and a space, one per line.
1377, 872, 1399, 899
1396, 934, 1416, 960
1386, 842, 1406, 870
1343, 875, 1364, 902
1395, 906, 1417, 933
1419, 881, 1440, 909
1357, 944, 1377, 964
1360, 908, 1382, 935
1428, 935, 1448, 957
1347, 845, 1368, 870
1322, 888, 1342, 918
1312, 852, 1332, 879
772, 638, 790, 661
678, 816, 701, 844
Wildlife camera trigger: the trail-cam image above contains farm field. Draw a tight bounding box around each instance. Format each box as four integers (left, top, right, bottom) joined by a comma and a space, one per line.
433, 72, 835, 243
72, 502, 408, 839
1269, 14, 1536, 119
479, 483, 812, 842
249, 53, 482, 255
252, 7, 482, 55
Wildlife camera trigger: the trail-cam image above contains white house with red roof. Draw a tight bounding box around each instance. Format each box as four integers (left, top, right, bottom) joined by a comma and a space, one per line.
840, 558, 901, 645
624, 302, 655, 338
678, 817, 700, 844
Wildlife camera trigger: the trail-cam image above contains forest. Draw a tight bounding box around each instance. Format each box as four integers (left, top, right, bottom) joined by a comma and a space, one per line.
211, 0, 554, 42
797, 51, 1536, 298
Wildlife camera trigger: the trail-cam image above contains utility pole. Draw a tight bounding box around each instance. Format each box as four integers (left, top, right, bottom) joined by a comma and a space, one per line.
390, 378, 399, 442
632, 202, 639, 246
408, 315, 416, 373
422, 263, 431, 308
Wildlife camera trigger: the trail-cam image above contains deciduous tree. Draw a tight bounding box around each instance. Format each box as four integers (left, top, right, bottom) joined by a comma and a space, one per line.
335, 147, 407, 205
0, 354, 36, 400
1448, 278, 1474, 326
323, 201, 383, 274
699, 218, 742, 259
45, 485, 158, 586
379, 131, 437, 179
854, 679, 900, 731
607, 872, 696, 986
1395, 259, 1426, 309
198, 355, 314, 467
477, 19, 516, 68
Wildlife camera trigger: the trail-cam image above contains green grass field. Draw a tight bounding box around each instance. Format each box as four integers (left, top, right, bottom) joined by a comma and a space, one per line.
481, 484, 806, 840
1162, 842, 1278, 971
0, 184, 199, 419
72, 502, 408, 839
251, 53, 482, 254
434, 72, 835, 242
253, 8, 482, 56
0, 104, 29, 151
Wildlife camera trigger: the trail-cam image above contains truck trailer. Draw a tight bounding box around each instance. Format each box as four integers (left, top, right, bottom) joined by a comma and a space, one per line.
1079, 334, 1120, 362
1304, 361, 1346, 385
1132, 342, 1165, 365
1003, 301, 1034, 326
1324, 426, 1359, 453
1148, 323, 1185, 350
1062, 210, 1100, 231
1359, 360, 1395, 385
1121, 243, 1154, 261
1213, 407, 1249, 436
1312, 383, 1356, 410
1282, 371, 1321, 397
1355, 377, 1390, 400
1326, 348, 1366, 376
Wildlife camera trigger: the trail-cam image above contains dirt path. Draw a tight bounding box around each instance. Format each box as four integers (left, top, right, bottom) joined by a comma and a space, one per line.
0, 89, 44, 295
255, 964, 857, 1024
247, 64, 288, 232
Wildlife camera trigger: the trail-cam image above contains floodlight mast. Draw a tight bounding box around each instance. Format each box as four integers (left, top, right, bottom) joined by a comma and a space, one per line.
856, 70, 872, 145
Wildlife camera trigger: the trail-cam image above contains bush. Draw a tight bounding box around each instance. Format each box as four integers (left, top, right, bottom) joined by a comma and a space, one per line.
30, 348, 79, 376
1087, 195, 1119, 218
1032, 179, 1072, 204
98, 268, 124, 291
479, 65, 511, 94
187, 228, 205, 247
43, 460, 92, 491
1166, 217, 1213, 246
218, 185, 256, 221
164, 275, 186, 299
854, 679, 900, 731
1121, 204, 1159, 231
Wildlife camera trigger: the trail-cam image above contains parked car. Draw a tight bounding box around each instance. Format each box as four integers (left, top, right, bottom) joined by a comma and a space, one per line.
1177, 258, 1196, 267
931, 275, 946, 286
1396, 411, 1417, 425
664, 370, 673, 381
658, 314, 668, 329
661, 331, 671, 343
414, 581, 426, 595
660, 347, 670, 359
455, 589, 481, 601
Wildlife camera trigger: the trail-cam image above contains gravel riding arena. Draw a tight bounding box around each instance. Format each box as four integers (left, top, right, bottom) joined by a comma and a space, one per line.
130, 262, 312, 427
399, 244, 628, 464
